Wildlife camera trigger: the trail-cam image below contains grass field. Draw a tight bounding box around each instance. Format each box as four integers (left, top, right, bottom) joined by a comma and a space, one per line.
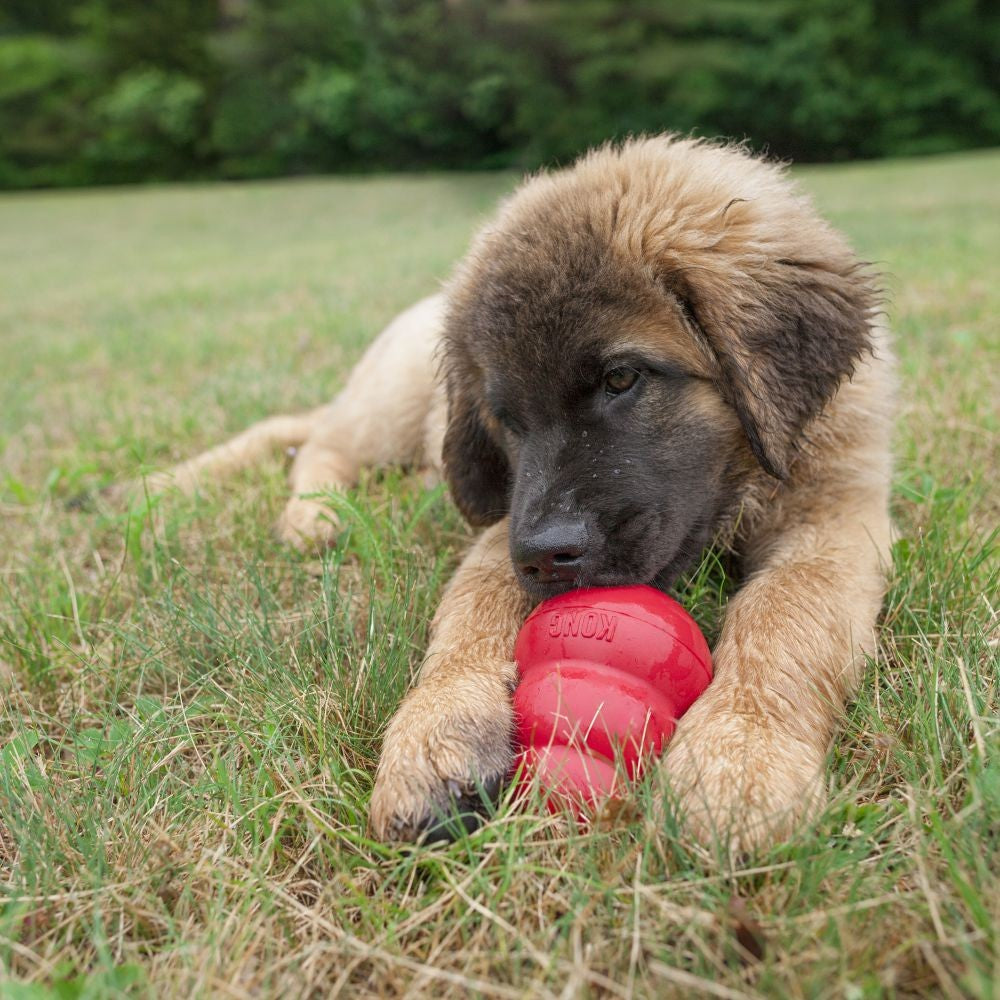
1, 149, 997, 998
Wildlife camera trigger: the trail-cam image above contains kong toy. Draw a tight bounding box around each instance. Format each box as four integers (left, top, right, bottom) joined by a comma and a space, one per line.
512, 584, 713, 814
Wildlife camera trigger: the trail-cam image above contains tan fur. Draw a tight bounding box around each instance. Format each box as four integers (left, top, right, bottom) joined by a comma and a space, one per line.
141, 136, 894, 851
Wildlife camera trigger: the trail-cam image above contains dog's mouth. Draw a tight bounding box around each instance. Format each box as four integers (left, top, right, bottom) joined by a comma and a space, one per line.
515, 570, 633, 602
511, 509, 708, 602
513, 555, 669, 601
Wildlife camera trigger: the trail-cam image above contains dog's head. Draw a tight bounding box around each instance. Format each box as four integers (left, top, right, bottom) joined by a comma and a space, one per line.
442, 137, 879, 598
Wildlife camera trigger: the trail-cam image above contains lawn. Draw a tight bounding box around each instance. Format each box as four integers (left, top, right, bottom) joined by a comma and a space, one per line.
0, 149, 997, 998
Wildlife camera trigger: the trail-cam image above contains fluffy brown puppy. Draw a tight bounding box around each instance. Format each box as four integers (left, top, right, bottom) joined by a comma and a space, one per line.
370, 136, 894, 847
146, 136, 894, 850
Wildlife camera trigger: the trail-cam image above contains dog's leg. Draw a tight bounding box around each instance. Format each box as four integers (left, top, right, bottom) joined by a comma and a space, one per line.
661, 463, 892, 852
369, 518, 532, 841
277, 295, 446, 547
111, 408, 326, 502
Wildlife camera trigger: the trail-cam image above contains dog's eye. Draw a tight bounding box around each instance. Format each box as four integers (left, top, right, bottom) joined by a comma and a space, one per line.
604, 366, 640, 397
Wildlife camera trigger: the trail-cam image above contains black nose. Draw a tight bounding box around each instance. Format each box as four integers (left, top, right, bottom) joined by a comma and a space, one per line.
513, 517, 588, 582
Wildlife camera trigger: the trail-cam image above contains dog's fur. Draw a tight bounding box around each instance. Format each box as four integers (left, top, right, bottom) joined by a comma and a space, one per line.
138, 136, 894, 850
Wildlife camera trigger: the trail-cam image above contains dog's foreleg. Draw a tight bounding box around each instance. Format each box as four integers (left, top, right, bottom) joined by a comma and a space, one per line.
661, 466, 892, 852
369, 519, 532, 841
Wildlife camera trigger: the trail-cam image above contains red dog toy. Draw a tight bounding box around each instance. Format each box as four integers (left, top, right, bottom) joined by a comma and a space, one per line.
513, 584, 712, 814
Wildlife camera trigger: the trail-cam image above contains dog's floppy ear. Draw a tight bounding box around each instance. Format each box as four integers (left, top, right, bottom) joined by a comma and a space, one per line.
441, 369, 512, 527
673, 254, 878, 480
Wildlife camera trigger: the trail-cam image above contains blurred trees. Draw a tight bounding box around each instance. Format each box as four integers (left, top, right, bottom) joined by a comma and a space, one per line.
1, 0, 998, 187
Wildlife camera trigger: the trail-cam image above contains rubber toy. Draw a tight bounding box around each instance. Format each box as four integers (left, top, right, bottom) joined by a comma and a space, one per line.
512, 584, 712, 814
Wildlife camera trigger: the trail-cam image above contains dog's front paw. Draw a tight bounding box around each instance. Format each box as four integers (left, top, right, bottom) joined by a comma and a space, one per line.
661, 689, 826, 853
277, 496, 340, 549
370, 664, 516, 842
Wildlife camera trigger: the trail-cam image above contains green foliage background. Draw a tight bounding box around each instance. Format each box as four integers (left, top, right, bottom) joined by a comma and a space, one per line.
2, 0, 999, 188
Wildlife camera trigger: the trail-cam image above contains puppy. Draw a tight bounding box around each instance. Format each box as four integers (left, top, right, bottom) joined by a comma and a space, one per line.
145, 136, 894, 850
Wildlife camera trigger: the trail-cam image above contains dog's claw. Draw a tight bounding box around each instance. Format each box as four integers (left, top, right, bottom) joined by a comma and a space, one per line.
373, 763, 507, 845
425, 772, 504, 841
369, 659, 518, 844
393, 772, 503, 844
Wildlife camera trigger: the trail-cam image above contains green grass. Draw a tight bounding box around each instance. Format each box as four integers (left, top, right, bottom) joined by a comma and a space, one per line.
1, 150, 997, 998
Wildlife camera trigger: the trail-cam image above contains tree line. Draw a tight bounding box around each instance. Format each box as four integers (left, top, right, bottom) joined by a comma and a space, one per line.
2, 0, 998, 188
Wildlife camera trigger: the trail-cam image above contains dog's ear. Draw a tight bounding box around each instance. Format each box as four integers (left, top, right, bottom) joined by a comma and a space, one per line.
673, 254, 878, 480
441, 372, 512, 527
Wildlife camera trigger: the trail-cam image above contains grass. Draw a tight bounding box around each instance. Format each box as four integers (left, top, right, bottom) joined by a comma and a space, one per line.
0, 149, 997, 998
